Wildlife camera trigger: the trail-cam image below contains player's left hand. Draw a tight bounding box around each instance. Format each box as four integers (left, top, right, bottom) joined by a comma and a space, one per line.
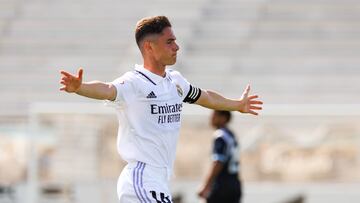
197, 185, 211, 199
238, 84, 263, 115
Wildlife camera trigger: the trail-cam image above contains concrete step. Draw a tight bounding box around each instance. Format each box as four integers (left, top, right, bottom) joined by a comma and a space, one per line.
4, 28, 134, 38
265, 1, 360, 9
0, 3, 18, 19
233, 57, 360, 75
0, 56, 122, 69
3, 75, 357, 97
187, 39, 360, 56
3, 73, 359, 91
0, 20, 7, 33
0, 103, 32, 116
178, 55, 234, 74
194, 23, 253, 39
272, 0, 359, 2
254, 24, 360, 39
183, 74, 360, 104
0, 66, 127, 78
0, 72, 114, 84
205, 1, 360, 21
202, 9, 262, 21
262, 4, 360, 21
0, 41, 127, 56
247, 39, 360, 54
184, 74, 360, 92
0, 38, 130, 46
19, 2, 203, 20
197, 20, 360, 39
179, 55, 360, 75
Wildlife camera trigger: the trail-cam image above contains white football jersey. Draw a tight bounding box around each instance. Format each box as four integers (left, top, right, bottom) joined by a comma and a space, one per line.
110, 64, 201, 176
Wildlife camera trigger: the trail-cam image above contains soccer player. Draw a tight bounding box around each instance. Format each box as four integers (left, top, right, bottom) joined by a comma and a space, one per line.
198, 110, 242, 203
59, 16, 262, 203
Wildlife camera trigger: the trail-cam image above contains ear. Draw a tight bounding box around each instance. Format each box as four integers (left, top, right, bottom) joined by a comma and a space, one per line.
143, 40, 153, 53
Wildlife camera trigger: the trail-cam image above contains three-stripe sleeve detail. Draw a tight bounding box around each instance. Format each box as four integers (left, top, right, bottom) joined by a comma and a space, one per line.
183, 85, 201, 103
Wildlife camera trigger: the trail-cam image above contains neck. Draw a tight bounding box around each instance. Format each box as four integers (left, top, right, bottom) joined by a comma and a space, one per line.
215, 124, 227, 130
143, 60, 166, 77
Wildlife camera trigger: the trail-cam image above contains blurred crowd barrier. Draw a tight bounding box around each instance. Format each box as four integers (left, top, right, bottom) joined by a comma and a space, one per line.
1, 103, 360, 202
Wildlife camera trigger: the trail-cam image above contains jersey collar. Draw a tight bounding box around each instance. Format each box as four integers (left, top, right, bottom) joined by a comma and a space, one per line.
135, 64, 168, 85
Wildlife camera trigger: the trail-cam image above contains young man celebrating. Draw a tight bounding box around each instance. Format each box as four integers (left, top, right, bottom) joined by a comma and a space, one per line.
198, 111, 242, 203
59, 16, 262, 203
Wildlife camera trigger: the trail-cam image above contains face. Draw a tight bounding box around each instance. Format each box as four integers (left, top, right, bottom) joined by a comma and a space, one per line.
149, 27, 179, 66
211, 111, 225, 129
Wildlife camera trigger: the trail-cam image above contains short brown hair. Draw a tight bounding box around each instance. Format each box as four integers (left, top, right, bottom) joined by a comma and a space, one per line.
135, 16, 172, 47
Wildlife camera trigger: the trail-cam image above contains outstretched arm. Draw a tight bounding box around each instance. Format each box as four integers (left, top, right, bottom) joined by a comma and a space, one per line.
59, 68, 117, 101
195, 85, 263, 115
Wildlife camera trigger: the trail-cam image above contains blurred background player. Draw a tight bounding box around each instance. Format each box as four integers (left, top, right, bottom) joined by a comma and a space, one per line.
198, 110, 242, 203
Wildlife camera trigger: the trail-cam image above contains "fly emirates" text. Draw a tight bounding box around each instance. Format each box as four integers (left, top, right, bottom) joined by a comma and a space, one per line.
150, 103, 182, 124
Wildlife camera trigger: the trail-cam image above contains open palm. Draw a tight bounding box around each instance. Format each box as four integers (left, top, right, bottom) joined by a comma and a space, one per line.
239, 85, 263, 115
59, 68, 83, 93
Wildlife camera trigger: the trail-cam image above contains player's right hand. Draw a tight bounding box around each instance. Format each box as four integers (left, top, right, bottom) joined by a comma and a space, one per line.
59, 68, 83, 93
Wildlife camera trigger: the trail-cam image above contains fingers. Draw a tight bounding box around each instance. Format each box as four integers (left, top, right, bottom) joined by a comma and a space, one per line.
61, 76, 70, 82
243, 84, 250, 97
59, 76, 71, 91
60, 68, 83, 79
77, 68, 83, 79
244, 104, 262, 116
248, 95, 263, 105
60, 76, 71, 85
239, 109, 259, 116
249, 110, 258, 116
248, 95, 258, 100
60, 70, 72, 77
250, 100, 263, 105
239, 86, 263, 115
60, 80, 67, 86
59, 68, 83, 93
250, 105, 262, 110
249, 97, 263, 114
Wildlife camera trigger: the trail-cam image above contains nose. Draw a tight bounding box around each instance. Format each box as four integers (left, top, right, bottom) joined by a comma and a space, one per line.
174, 42, 179, 51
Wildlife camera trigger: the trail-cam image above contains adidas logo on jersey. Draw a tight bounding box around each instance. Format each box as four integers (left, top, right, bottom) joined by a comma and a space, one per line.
146, 91, 157, 98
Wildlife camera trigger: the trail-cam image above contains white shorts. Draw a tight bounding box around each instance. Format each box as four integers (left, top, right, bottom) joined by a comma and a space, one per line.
117, 161, 172, 203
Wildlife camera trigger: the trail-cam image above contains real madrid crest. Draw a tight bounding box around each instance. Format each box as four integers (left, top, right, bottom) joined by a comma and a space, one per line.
176, 84, 183, 97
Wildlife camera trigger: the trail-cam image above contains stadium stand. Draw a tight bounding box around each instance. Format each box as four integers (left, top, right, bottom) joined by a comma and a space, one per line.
180, 0, 360, 104
1, 0, 360, 203
0, 0, 359, 118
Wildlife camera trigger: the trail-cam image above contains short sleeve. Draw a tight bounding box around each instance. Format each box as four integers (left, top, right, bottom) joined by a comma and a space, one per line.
168, 70, 201, 104
212, 137, 228, 163
110, 72, 134, 103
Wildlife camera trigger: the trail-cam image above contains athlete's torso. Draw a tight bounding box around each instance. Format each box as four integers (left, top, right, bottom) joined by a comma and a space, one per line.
110, 65, 200, 174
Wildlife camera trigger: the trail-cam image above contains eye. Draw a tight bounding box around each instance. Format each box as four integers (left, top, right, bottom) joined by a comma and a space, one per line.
167, 38, 175, 44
